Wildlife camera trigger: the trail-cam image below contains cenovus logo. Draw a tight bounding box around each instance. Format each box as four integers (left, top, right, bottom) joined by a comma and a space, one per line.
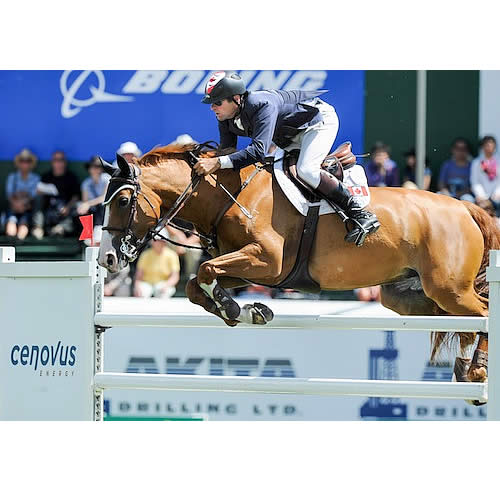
10, 341, 77, 371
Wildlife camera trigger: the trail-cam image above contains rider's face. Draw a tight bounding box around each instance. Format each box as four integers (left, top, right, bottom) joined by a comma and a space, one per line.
211, 96, 239, 121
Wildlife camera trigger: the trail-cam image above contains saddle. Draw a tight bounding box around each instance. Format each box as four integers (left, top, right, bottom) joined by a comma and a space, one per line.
282, 141, 357, 202
274, 142, 361, 294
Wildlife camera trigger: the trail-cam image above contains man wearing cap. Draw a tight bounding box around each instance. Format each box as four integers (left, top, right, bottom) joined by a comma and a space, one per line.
194, 71, 379, 244
114, 141, 142, 166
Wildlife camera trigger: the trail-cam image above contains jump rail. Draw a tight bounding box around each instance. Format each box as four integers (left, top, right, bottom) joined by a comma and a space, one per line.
95, 312, 488, 332
1, 246, 499, 421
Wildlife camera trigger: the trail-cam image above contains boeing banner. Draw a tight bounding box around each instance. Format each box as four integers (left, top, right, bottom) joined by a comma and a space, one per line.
0, 70, 365, 161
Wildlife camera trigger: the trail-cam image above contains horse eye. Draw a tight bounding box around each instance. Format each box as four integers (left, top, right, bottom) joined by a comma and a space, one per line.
118, 196, 130, 207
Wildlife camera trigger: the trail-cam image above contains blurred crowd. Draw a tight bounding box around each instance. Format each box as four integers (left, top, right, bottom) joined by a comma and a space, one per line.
1, 138, 204, 299
2, 134, 500, 302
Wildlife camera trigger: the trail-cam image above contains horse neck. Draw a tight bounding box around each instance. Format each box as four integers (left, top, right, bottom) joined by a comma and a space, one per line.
140, 159, 232, 234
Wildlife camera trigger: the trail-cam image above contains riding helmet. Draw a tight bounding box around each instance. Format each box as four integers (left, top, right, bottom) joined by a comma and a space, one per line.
201, 71, 246, 104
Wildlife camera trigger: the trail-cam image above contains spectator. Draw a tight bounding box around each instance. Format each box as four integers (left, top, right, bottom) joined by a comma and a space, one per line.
134, 229, 180, 299
104, 264, 132, 297
354, 286, 381, 302
402, 148, 432, 190
165, 223, 203, 279
237, 284, 273, 301
32, 151, 81, 238
365, 142, 400, 187
470, 135, 500, 216
77, 156, 111, 226
437, 137, 473, 200
4, 149, 40, 240
169, 134, 195, 146
113, 141, 142, 166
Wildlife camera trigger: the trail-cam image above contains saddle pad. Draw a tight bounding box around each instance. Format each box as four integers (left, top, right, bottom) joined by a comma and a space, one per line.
273, 149, 371, 216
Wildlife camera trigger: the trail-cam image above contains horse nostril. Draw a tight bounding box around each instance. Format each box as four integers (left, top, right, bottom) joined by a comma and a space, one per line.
106, 253, 116, 268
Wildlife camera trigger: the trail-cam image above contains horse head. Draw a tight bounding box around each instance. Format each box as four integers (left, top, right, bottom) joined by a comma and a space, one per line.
98, 153, 161, 273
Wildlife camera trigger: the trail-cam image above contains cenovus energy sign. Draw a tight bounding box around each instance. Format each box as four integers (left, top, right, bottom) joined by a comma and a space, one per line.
0, 70, 365, 161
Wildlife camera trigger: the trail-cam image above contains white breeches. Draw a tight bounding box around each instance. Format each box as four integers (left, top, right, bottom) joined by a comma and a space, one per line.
284, 99, 340, 189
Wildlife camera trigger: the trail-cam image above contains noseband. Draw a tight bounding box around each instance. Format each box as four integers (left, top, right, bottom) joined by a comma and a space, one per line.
102, 150, 203, 263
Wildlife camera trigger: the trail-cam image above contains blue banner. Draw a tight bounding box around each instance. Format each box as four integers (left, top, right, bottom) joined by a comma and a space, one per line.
0, 70, 364, 161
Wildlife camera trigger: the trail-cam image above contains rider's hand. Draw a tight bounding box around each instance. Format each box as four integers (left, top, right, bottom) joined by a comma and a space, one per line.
194, 157, 221, 176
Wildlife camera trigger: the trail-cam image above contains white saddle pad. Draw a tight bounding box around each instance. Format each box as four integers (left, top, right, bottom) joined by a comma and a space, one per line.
273, 149, 371, 216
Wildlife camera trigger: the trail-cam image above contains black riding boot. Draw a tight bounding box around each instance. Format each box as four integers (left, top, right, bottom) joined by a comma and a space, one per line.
316, 170, 380, 245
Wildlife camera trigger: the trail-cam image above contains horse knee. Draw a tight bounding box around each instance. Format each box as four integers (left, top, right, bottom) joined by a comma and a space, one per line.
197, 261, 216, 284
186, 277, 218, 313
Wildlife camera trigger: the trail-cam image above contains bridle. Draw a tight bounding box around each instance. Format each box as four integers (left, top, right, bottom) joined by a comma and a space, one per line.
101, 140, 261, 264
102, 148, 208, 264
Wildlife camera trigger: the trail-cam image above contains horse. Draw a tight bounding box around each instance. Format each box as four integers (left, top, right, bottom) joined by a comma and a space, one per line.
97, 143, 500, 392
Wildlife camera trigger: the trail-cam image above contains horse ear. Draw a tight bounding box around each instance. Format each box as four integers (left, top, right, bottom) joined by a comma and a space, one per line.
99, 156, 119, 177
116, 153, 132, 178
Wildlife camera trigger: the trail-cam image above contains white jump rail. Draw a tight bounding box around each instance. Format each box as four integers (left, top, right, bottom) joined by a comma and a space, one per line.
94, 373, 487, 401
1, 245, 498, 421
95, 311, 488, 332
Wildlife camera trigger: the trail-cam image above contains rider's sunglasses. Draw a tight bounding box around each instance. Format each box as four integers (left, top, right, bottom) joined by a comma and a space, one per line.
212, 100, 223, 107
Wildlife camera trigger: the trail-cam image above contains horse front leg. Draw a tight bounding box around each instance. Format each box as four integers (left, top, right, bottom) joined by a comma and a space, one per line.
185, 277, 239, 327
196, 243, 277, 326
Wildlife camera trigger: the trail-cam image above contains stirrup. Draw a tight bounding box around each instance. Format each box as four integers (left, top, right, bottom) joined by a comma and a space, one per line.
344, 217, 380, 246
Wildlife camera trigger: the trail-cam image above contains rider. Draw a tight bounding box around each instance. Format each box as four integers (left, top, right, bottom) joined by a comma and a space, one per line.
194, 71, 379, 244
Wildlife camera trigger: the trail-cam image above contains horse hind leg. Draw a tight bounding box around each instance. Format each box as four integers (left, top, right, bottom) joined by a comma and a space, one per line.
420, 277, 488, 383
381, 278, 484, 388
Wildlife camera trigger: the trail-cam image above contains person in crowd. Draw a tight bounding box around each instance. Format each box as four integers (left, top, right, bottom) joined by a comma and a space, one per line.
401, 148, 432, 190
113, 141, 142, 166
354, 286, 381, 302
133, 229, 180, 299
4, 149, 41, 240
437, 137, 473, 200
104, 264, 132, 297
77, 156, 111, 227
470, 135, 500, 216
169, 134, 196, 146
364, 142, 400, 187
236, 284, 273, 301
32, 150, 81, 238
164, 223, 203, 280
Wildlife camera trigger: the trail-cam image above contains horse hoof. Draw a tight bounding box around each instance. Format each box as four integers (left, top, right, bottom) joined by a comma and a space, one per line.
213, 284, 241, 320
253, 303, 274, 323
467, 365, 488, 383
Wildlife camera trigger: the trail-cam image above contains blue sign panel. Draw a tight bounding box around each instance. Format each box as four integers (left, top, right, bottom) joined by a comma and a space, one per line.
0, 70, 364, 161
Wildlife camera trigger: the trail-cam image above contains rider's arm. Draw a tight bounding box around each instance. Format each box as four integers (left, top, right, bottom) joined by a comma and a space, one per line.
219, 101, 279, 171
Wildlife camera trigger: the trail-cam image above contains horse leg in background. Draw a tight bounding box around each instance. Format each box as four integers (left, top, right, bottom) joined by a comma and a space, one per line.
380, 282, 482, 391
419, 275, 489, 383
469, 335, 488, 383
195, 243, 277, 326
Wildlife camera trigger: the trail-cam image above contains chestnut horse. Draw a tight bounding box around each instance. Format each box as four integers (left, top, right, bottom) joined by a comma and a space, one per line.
98, 144, 500, 388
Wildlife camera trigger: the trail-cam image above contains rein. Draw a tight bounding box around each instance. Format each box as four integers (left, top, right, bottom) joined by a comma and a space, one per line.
103, 142, 260, 261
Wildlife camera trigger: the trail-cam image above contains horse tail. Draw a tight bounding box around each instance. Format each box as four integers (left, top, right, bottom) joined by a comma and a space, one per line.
464, 200, 500, 299
431, 201, 500, 360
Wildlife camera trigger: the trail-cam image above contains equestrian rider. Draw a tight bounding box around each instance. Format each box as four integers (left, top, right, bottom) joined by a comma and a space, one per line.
194, 71, 379, 244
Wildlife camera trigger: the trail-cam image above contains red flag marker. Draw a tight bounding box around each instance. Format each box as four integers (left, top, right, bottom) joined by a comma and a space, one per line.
79, 214, 94, 246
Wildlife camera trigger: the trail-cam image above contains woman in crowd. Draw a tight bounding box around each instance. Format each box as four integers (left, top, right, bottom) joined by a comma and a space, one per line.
5, 148, 40, 240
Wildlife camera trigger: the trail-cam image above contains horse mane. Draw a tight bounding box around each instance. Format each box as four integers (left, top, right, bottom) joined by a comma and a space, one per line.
138, 143, 237, 167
